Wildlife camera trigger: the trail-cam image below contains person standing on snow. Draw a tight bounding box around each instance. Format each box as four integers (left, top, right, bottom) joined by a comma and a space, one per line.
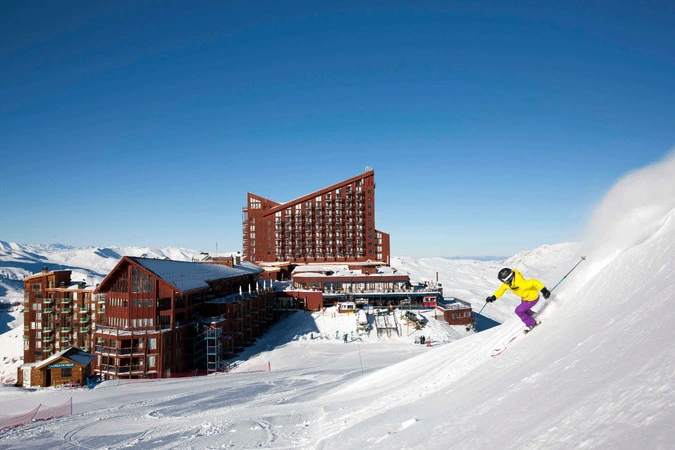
486, 268, 551, 332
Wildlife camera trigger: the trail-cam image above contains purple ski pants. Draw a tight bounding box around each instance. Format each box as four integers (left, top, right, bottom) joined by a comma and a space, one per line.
515, 297, 539, 328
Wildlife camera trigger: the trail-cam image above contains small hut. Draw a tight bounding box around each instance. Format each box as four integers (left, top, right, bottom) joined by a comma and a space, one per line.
18, 347, 94, 388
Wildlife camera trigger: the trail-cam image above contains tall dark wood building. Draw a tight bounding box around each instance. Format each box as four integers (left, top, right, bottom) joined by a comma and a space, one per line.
242, 169, 391, 266
22, 268, 98, 365
93, 256, 274, 379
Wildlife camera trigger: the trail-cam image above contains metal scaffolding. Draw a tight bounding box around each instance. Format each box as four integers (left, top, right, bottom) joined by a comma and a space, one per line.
193, 325, 225, 374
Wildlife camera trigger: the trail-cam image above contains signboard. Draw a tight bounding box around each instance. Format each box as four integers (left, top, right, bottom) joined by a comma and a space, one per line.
47, 362, 75, 369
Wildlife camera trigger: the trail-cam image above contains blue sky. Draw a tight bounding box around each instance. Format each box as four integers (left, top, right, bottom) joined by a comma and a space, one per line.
1, 1, 673, 257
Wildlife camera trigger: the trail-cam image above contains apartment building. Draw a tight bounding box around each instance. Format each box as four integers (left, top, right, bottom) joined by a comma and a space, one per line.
22, 267, 99, 365
92, 256, 274, 379
242, 169, 391, 266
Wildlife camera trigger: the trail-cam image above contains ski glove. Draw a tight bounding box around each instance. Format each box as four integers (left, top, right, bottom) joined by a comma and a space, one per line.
541, 287, 551, 299
486, 295, 496, 303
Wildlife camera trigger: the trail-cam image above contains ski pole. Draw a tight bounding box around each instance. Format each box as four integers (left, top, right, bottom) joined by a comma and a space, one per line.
476, 301, 488, 316
550, 256, 587, 292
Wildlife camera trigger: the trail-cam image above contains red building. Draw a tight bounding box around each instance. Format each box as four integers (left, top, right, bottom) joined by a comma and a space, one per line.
21, 267, 98, 365
242, 169, 391, 268
435, 299, 473, 326
93, 256, 274, 379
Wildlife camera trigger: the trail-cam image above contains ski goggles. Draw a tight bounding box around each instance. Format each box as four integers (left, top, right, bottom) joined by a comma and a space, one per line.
502, 271, 515, 285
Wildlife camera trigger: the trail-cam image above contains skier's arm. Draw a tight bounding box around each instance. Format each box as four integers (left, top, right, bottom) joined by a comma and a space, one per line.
531, 278, 545, 291
531, 278, 551, 299
493, 283, 509, 299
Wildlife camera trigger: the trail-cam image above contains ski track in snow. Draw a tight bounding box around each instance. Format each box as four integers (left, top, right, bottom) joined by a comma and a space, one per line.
3, 153, 675, 448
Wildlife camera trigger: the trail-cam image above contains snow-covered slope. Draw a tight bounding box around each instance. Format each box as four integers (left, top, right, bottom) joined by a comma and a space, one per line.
392, 241, 581, 324
0, 154, 673, 448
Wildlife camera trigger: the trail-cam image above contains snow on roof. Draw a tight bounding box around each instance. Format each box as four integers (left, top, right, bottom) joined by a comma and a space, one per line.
129, 257, 263, 292
292, 265, 345, 274
33, 347, 94, 369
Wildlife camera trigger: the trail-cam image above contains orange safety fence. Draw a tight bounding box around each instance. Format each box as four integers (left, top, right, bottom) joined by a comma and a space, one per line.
0, 398, 72, 432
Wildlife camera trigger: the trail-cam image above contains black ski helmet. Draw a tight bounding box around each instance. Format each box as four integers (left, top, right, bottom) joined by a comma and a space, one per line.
498, 268, 514, 283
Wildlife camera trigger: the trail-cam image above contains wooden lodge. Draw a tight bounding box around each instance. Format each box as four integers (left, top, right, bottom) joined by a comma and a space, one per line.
434, 299, 473, 326
18, 347, 94, 388
92, 256, 275, 379
289, 265, 444, 310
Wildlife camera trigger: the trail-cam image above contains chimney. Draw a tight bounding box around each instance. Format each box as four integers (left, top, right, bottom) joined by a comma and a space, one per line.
42, 266, 48, 274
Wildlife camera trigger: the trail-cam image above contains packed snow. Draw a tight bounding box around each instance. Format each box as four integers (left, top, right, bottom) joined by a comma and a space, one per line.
1, 152, 674, 448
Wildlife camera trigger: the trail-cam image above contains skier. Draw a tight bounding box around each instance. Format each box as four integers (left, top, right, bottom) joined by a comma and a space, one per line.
486, 268, 551, 332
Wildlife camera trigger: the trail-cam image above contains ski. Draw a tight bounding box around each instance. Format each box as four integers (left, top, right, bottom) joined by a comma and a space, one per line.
491, 322, 541, 357
490, 334, 520, 357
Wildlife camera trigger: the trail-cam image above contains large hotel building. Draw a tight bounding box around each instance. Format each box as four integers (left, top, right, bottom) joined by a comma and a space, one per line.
242, 168, 390, 266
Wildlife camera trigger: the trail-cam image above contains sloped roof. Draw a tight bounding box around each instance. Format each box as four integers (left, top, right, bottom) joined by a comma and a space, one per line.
34, 347, 95, 369
128, 257, 263, 293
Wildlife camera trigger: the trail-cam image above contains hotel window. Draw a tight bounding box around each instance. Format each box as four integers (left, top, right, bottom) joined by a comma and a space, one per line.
250, 198, 261, 209
32, 283, 42, 291
132, 267, 153, 293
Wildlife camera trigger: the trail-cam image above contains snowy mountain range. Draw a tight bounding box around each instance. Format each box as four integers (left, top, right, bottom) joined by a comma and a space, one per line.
0, 153, 674, 448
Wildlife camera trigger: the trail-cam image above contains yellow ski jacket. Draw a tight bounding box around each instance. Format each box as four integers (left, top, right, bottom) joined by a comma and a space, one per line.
493, 269, 545, 302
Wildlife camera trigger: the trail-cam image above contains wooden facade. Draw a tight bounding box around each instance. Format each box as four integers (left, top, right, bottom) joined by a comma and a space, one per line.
93, 257, 275, 379
435, 302, 473, 326
18, 347, 94, 388
242, 169, 391, 265
21, 267, 98, 366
